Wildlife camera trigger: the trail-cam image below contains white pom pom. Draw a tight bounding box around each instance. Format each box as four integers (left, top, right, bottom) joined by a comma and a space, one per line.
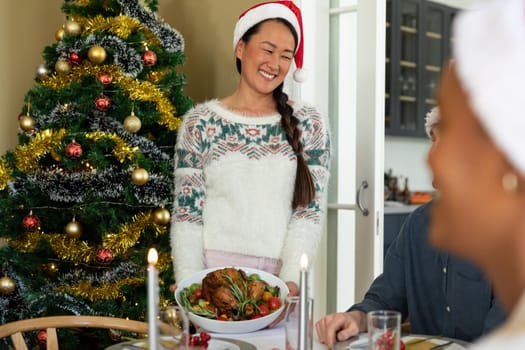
293, 68, 307, 83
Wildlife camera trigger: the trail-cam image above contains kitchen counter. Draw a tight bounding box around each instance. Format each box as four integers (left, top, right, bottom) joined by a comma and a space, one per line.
384, 202, 421, 214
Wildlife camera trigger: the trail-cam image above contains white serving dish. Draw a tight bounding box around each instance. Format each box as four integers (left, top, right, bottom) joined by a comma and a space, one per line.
175, 266, 289, 334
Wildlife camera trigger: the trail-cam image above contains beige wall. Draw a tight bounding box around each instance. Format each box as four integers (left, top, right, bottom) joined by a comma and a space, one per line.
0, 0, 259, 154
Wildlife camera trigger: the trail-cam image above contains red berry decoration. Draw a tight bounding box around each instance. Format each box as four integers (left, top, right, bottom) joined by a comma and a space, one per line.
97, 72, 113, 85
400, 340, 406, 350
65, 141, 83, 159
95, 247, 113, 265
376, 330, 398, 350
36, 330, 47, 345
94, 95, 111, 111
188, 332, 211, 348
142, 50, 157, 66
68, 52, 82, 65
22, 212, 41, 231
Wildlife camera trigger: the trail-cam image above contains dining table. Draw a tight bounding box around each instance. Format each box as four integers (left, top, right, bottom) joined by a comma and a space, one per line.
209, 326, 470, 350
106, 323, 470, 350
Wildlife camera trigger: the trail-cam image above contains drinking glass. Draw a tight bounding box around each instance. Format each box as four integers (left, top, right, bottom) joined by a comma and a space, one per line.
285, 296, 314, 350
158, 305, 189, 349
367, 310, 401, 350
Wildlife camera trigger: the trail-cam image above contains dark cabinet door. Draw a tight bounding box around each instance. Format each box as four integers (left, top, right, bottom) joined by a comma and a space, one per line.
386, 0, 457, 138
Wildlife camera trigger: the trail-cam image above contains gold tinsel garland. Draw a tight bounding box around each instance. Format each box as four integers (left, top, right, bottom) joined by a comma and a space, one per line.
79, 15, 161, 48
10, 211, 173, 301
41, 63, 181, 131
0, 128, 140, 188
0, 158, 11, 191
85, 131, 139, 163
12, 211, 167, 264
56, 276, 144, 301
14, 129, 67, 173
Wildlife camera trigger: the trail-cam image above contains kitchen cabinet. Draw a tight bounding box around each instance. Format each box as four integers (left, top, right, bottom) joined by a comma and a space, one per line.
385, 0, 458, 137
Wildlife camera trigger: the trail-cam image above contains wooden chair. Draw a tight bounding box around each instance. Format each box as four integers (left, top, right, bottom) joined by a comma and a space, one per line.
0, 315, 173, 350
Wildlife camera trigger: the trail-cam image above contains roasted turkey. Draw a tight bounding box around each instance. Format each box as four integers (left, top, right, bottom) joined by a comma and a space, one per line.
201, 267, 266, 319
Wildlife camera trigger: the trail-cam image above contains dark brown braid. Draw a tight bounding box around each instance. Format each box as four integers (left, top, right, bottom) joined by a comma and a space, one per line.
273, 85, 316, 208
237, 18, 316, 208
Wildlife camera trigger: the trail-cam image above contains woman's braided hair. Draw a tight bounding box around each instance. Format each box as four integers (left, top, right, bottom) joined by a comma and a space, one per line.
236, 18, 315, 208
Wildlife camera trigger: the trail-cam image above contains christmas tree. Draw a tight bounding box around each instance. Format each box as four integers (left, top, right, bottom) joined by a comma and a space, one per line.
0, 0, 192, 348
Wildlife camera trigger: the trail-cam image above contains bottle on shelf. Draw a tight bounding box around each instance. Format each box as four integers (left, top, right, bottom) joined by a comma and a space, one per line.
400, 177, 410, 204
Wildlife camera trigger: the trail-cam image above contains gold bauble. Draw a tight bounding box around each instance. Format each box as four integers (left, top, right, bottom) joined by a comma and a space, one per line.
0, 237, 8, 248
19, 115, 35, 133
65, 219, 82, 239
131, 168, 149, 186
64, 20, 82, 36
55, 59, 72, 75
123, 112, 142, 133
0, 276, 16, 295
55, 28, 65, 41
50, 149, 62, 161
88, 45, 107, 64
153, 207, 170, 226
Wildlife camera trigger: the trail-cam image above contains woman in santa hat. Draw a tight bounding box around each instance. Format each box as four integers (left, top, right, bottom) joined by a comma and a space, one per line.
170, 1, 331, 302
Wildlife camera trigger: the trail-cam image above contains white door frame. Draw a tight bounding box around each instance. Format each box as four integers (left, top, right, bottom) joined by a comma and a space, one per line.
296, 0, 385, 318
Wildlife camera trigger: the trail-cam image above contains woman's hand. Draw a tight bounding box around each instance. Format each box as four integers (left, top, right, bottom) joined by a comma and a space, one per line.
267, 281, 299, 328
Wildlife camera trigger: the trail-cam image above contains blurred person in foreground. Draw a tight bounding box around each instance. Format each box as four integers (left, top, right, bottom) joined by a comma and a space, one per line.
427, 0, 525, 348
315, 106, 506, 347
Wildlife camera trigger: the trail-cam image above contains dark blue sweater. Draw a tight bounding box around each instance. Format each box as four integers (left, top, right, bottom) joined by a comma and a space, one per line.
349, 202, 506, 342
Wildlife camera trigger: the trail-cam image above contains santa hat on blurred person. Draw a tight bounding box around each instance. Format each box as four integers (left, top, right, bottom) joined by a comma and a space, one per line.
453, 0, 525, 175
233, 1, 307, 82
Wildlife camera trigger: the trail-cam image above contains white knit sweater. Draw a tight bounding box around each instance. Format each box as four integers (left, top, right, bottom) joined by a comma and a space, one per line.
170, 99, 331, 284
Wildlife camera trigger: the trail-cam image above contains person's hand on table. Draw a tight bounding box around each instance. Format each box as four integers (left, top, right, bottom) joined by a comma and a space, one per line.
315, 310, 367, 347
267, 280, 299, 328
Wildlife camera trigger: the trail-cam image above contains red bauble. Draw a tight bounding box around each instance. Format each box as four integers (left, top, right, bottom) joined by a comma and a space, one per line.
142, 50, 157, 66
68, 52, 82, 65
65, 141, 83, 159
37, 330, 47, 345
95, 248, 113, 265
22, 213, 41, 231
95, 95, 111, 111
98, 72, 113, 85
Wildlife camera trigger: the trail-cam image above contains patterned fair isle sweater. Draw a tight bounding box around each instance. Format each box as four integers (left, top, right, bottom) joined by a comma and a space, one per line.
170, 99, 331, 284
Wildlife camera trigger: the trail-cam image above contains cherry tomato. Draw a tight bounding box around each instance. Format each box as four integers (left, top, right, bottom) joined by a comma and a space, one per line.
258, 303, 270, 316
268, 296, 282, 310
192, 288, 203, 299
250, 314, 263, 319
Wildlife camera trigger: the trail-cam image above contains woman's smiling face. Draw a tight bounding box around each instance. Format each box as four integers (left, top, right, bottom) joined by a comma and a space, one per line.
235, 20, 296, 95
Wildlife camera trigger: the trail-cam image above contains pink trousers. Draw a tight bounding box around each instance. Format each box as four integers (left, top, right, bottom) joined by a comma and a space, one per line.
204, 249, 282, 276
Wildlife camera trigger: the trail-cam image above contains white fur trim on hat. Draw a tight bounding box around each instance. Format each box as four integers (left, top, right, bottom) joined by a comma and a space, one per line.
424, 107, 440, 139
453, 0, 525, 176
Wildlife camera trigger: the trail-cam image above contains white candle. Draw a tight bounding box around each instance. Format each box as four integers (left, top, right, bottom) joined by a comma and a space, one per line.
298, 253, 308, 350
147, 248, 160, 350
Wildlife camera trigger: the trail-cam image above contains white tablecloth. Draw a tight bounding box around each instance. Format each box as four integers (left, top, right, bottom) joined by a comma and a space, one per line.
211, 323, 354, 350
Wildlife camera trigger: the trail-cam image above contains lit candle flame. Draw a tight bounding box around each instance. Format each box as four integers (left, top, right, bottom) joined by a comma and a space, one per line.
147, 248, 158, 265
300, 253, 308, 271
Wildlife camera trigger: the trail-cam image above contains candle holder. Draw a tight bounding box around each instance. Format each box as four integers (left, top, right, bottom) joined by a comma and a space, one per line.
285, 296, 314, 350
147, 248, 160, 350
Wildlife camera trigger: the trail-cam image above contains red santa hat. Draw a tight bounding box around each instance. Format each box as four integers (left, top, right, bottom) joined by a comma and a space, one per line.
453, 0, 525, 176
233, 1, 306, 82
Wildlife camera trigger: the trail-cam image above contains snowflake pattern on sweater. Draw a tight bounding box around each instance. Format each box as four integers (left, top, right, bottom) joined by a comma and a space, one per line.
171, 99, 330, 284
